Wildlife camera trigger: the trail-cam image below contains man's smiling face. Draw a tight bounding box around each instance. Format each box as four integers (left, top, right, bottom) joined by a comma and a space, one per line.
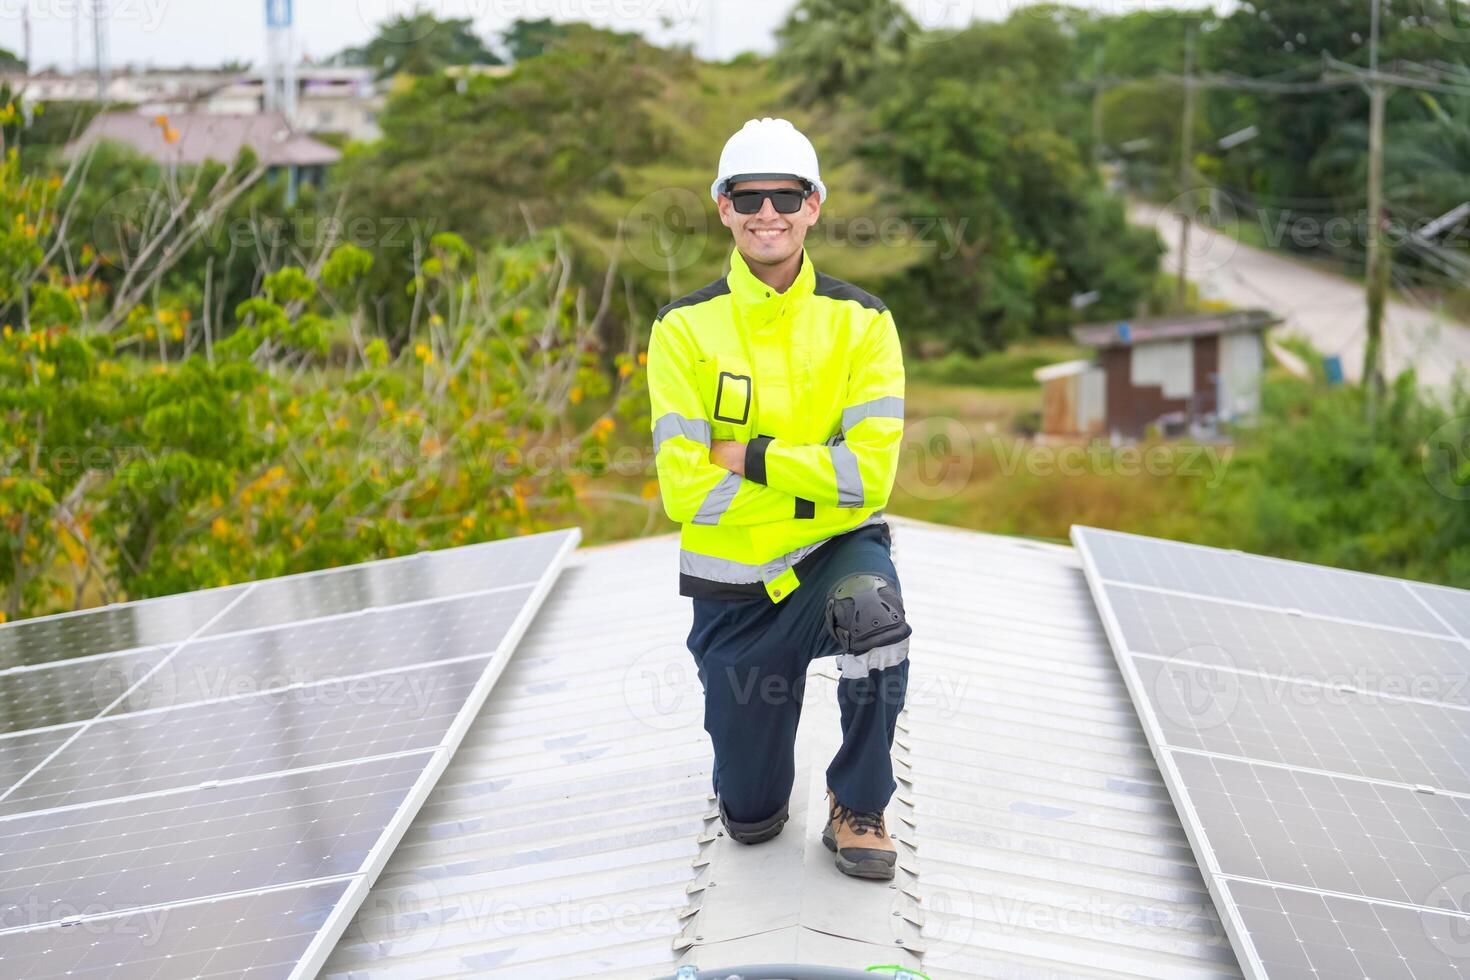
717, 177, 822, 268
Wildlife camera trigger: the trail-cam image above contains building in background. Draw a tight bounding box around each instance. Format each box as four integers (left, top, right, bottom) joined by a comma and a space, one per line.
3, 68, 238, 107
1036, 310, 1278, 442
65, 111, 340, 200
1, 66, 383, 141
199, 67, 383, 140
1035, 358, 1107, 443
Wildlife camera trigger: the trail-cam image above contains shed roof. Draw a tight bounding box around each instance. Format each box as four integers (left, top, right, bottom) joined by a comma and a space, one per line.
1073, 310, 1279, 350
65, 111, 341, 168
1033, 358, 1097, 382
322, 517, 1242, 978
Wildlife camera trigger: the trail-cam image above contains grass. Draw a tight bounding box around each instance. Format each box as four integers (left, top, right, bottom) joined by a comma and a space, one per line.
906, 341, 1089, 389
887, 382, 1212, 543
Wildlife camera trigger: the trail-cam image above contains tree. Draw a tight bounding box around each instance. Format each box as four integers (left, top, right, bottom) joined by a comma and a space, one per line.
0, 143, 633, 618
336, 11, 502, 78
1067, 7, 1216, 181
502, 18, 574, 63
774, 0, 915, 105
862, 14, 1159, 351
1202, 0, 1461, 209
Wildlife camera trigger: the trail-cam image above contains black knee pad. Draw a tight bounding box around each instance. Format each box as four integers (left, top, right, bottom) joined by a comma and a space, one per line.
718, 795, 789, 845
825, 573, 911, 654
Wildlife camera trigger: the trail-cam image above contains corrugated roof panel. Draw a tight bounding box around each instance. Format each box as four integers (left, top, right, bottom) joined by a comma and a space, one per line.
323, 518, 1243, 978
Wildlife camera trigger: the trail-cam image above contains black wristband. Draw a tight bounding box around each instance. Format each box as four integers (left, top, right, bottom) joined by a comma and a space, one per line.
744, 435, 773, 484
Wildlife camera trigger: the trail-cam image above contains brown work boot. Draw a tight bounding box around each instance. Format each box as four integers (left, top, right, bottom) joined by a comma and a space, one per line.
822, 788, 896, 880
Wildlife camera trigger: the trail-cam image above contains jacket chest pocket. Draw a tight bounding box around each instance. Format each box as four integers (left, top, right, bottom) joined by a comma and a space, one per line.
695, 354, 755, 440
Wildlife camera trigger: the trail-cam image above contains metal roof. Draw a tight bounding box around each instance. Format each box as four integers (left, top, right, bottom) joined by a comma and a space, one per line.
66, 111, 341, 168
1073, 311, 1279, 350
321, 517, 1243, 978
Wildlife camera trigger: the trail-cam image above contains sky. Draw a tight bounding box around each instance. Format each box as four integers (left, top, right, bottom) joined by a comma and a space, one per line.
0, 0, 1200, 72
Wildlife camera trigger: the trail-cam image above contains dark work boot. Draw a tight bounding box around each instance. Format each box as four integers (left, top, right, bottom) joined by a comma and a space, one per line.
822, 788, 896, 879
717, 795, 789, 845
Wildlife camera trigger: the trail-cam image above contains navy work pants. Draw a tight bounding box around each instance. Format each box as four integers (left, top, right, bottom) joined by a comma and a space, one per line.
685, 522, 909, 824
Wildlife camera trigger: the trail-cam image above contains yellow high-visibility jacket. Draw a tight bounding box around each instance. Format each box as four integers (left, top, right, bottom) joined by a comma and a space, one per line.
647, 247, 905, 603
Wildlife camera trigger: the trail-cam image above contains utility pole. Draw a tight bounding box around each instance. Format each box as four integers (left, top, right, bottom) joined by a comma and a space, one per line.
1177, 25, 1197, 310
1362, 0, 1388, 407
92, 0, 110, 101
1092, 47, 1106, 169
22, 5, 31, 74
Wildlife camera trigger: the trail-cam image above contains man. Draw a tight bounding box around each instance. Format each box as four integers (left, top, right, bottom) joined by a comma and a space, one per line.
645, 117, 911, 881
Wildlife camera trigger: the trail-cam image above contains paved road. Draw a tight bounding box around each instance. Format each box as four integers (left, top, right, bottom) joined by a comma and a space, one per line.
1132, 201, 1470, 391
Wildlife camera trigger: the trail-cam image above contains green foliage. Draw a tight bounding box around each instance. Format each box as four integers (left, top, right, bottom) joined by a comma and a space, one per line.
1197, 370, 1470, 586
1085, 0, 1470, 286
0, 147, 633, 623
854, 14, 1160, 352
908, 343, 1090, 389
774, 0, 915, 104
335, 11, 502, 78
502, 18, 575, 62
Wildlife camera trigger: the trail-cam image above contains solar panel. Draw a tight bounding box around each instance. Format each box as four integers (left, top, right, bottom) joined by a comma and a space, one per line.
1412, 581, 1470, 641
1225, 879, 1470, 979
0, 879, 354, 979
1083, 528, 1447, 633
0, 528, 578, 979
1073, 525, 1470, 980
0, 586, 247, 671
1134, 656, 1470, 793
1104, 583, 1470, 706
110, 585, 537, 715
0, 647, 169, 734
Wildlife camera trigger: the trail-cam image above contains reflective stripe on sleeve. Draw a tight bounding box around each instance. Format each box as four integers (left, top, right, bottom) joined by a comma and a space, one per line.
830, 442, 864, 507
692, 471, 742, 525
652, 412, 712, 454
840, 396, 904, 433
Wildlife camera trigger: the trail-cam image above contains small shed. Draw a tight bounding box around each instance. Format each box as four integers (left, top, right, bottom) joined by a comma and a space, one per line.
1045, 309, 1279, 441
1034, 358, 1106, 441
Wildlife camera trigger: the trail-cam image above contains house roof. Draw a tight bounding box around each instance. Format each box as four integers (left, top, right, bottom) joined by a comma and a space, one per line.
321, 517, 1242, 978
1033, 358, 1097, 382
1073, 310, 1279, 351
64, 111, 341, 168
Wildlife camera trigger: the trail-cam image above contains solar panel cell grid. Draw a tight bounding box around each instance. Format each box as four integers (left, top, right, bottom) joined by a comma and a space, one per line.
0, 657, 490, 817
1086, 528, 1448, 634
106, 586, 535, 716
0, 728, 77, 798
0, 648, 168, 736
1106, 583, 1470, 708
0, 526, 579, 980
0, 751, 431, 929
1073, 525, 1470, 980
198, 533, 568, 639
1226, 879, 1470, 980
1173, 751, 1470, 912
0, 586, 248, 671
1134, 655, 1470, 794
1411, 582, 1470, 642
0, 879, 353, 980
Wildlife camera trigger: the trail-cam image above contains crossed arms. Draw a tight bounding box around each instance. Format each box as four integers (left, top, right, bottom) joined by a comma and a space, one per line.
647, 312, 905, 527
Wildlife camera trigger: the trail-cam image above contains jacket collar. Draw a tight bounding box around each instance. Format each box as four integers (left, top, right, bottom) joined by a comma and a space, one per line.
726, 246, 816, 318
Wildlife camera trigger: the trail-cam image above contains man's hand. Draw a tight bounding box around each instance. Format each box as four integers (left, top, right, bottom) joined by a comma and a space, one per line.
709, 440, 746, 475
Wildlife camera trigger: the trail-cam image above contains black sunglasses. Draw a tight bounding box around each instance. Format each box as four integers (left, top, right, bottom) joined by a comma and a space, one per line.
728, 187, 812, 215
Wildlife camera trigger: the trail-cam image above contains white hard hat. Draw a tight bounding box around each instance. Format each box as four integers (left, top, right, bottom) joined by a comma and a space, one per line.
710, 117, 827, 206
